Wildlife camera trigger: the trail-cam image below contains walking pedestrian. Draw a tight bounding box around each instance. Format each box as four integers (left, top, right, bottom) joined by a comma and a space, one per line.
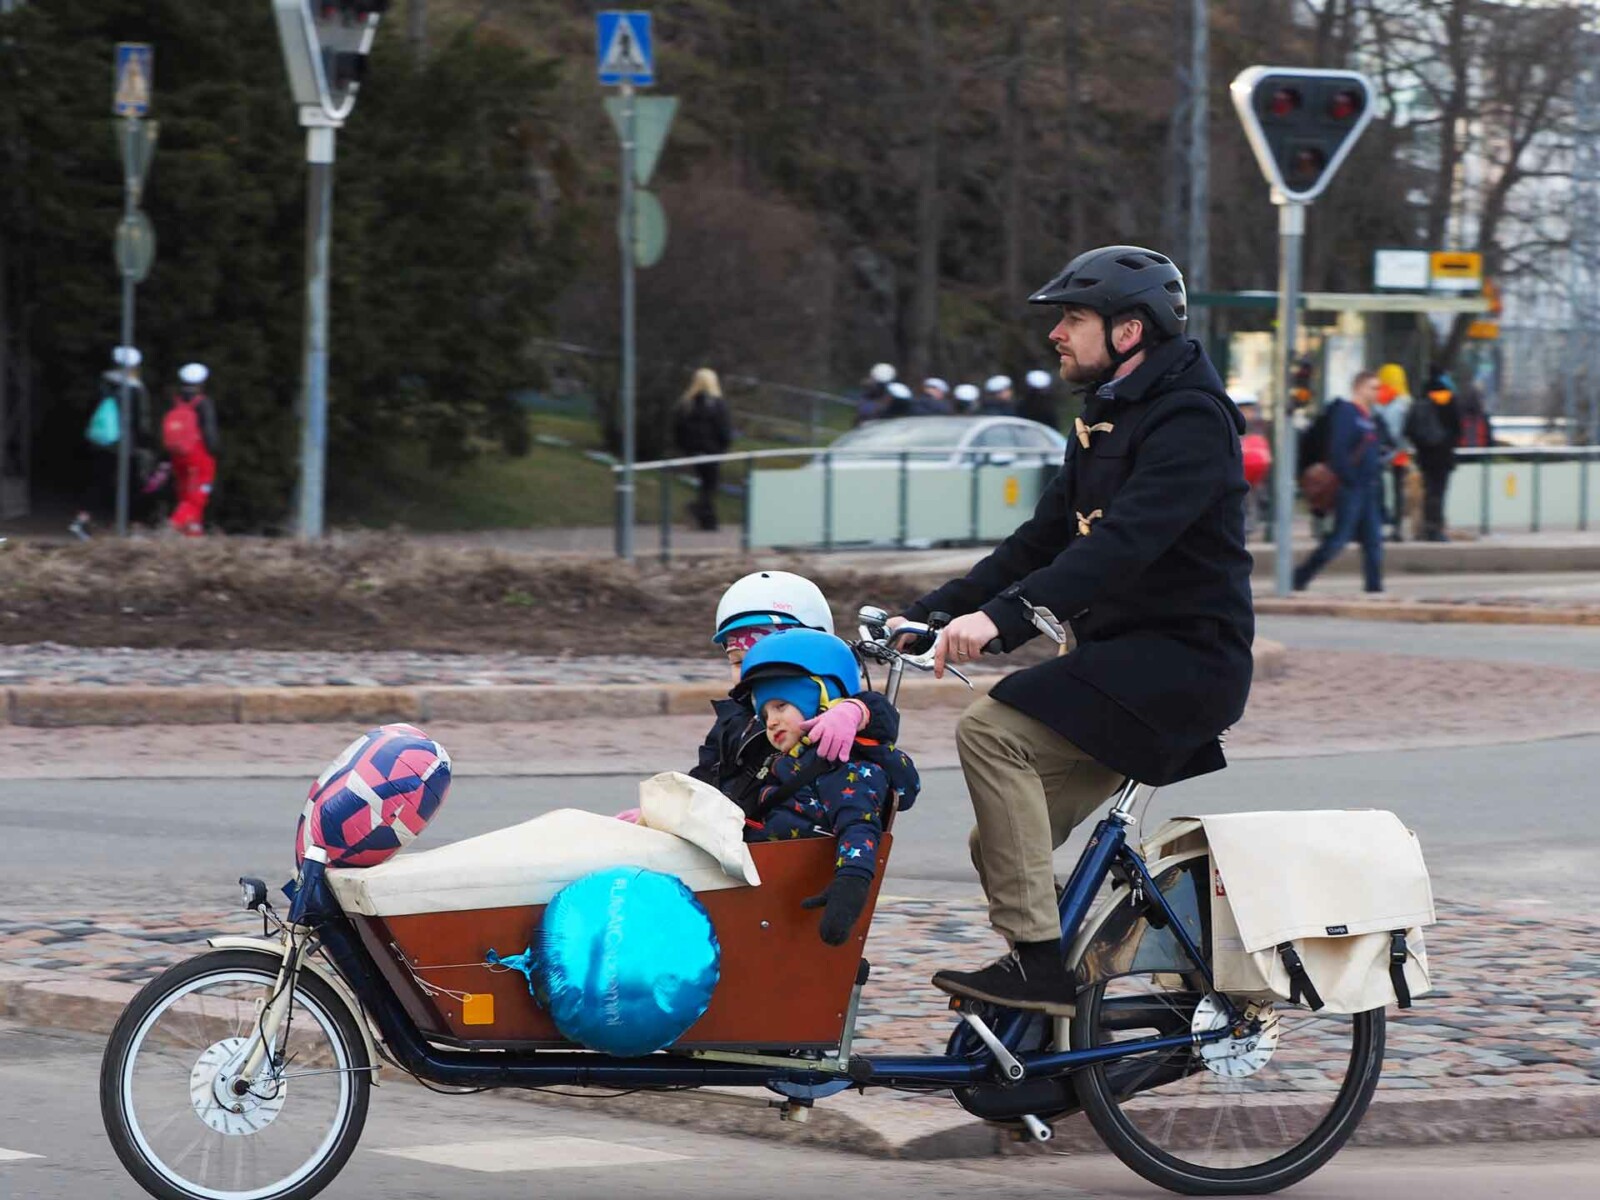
1293, 370, 1386, 593
1406, 371, 1461, 542
1457, 384, 1495, 449
163, 362, 221, 537
952, 383, 980, 414
1374, 363, 1413, 542
71, 346, 152, 539
672, 366, 733, 531
884, 380, 914, 418
1017, 369, 1058, 429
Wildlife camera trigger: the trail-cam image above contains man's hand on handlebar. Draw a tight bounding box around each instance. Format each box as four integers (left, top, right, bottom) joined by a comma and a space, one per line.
933, 612, 1000, 679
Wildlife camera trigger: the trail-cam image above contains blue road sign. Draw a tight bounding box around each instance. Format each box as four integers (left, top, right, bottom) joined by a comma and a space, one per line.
597, 11, 654, 87
114, 43, 153, 117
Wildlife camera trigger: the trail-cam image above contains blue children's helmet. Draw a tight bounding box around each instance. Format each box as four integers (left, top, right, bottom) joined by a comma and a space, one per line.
736, 629, 862, 720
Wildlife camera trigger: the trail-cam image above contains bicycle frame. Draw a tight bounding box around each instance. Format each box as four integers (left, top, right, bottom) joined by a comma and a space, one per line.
297, 778, 1230, 1094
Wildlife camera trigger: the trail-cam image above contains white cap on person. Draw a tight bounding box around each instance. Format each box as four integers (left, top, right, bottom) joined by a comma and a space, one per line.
1025, 369, 1052, 390
1232, 392, 1260, 408
887, 381, 913, 399
112, 346, 142, 368
984, 374, 1013, 394
869, 362, 897, 384
923, 377, 949, 395
179, 362, 209, 385
954, 383, 980, 405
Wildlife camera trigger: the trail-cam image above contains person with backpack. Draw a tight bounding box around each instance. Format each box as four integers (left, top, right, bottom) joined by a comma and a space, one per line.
164, 362, 220, 537
1292, 371, 1386, 593
1406, 371, 1462, 542
71, 346, 152, 540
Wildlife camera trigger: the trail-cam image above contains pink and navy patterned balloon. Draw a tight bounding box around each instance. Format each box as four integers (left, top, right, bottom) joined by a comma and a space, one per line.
295, 724, 452, 868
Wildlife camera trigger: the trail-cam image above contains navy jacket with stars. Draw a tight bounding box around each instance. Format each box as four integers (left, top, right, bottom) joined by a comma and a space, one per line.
745, 739, 920, 882
691, 690, 900, 819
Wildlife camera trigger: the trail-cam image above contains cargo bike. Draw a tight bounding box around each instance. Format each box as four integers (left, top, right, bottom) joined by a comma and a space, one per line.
100, 608, 1428, 1199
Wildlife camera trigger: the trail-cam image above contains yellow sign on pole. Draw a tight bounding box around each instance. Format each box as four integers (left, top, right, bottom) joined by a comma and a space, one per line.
1003, 476, 1020, 507
1466, 319, 1500, 340
1430, 251, 1482, 292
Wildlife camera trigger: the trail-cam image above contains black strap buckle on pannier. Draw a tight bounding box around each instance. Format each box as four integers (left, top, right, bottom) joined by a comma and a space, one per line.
1388, 930, 1413, 1009
1276, 942, 1324, 1011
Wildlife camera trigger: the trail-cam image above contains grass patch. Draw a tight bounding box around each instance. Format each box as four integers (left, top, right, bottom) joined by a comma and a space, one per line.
331, 412, 820, 532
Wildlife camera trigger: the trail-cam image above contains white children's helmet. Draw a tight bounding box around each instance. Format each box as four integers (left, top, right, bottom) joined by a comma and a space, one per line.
869, 362, 897, 384
178, 362, 209, 385
712, 570, 834, 645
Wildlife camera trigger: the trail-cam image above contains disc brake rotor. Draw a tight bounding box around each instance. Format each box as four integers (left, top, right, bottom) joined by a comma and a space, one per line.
190, 1037, 287, 1135
1191, 995, 1280, 1079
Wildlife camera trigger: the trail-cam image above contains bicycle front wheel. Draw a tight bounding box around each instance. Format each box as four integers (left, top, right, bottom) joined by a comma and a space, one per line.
1071, 971, 1385, 1195
100, 949, 371, 1200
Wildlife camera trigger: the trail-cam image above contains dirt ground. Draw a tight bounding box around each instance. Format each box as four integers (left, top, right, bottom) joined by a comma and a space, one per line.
0, 538, 956, 654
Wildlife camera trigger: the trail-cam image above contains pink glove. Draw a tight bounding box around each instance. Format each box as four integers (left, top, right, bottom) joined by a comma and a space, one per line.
614, 808, 642, 824
800, 701, 866, 762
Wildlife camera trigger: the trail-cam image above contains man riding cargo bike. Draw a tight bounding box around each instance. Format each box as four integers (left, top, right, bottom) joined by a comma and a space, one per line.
98, 248, 1434, 1200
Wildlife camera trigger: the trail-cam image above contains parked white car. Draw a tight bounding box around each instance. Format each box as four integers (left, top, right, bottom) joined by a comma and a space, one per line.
817, 415, 1068, 469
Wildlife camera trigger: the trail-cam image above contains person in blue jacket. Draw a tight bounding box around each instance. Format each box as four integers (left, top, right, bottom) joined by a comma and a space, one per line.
736, 630, 920, 946
1293, 370, 1385, 593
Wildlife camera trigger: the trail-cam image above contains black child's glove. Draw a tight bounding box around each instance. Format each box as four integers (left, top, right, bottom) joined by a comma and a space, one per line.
800, 874, 871, 946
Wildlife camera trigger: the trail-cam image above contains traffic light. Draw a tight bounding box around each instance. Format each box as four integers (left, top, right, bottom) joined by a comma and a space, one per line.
272, 1, 388, 122
1230, 67, 1375, 203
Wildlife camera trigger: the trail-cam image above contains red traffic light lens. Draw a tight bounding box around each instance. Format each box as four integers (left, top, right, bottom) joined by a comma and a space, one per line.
1328, 88, 1364, 122
1267, 87, 1302, 118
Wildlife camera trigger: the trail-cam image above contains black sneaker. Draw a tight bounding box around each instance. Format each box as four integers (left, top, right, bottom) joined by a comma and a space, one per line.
932, 942, 1075, 1016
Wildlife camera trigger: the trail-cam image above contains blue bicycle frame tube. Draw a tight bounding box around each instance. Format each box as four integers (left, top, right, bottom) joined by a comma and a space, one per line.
1055, 817, 1126, 952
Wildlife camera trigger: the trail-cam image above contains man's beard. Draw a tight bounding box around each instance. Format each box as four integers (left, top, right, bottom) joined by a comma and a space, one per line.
1058, 355, 1106, 386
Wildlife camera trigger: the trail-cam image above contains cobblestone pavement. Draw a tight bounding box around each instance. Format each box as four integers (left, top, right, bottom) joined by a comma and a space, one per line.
7, 644, 1600, 778
3, 898, 1595, 1094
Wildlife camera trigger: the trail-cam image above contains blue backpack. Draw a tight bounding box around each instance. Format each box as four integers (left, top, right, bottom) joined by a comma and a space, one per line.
86, 394, 121, 448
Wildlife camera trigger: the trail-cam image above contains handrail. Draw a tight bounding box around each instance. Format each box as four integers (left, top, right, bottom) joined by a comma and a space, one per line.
1454, 445, 1600, 459
612, 445, 1014, 472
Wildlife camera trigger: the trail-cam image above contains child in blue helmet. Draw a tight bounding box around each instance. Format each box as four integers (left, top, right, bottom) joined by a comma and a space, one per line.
694, 571, 901, 818
737, 629, 921, 946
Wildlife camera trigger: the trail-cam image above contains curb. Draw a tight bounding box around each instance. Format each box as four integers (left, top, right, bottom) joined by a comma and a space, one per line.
0, 640, 1288, 728
4, 968, 1595, 1156
1255, 597, 1600, 626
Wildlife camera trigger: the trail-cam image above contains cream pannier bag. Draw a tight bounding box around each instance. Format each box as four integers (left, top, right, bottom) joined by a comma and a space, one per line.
1142, 810, 1436, 1014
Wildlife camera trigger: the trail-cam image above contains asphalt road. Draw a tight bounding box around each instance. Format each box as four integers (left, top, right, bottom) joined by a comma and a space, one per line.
7, 1024, 1599, 1200
5, 731, 1594, 913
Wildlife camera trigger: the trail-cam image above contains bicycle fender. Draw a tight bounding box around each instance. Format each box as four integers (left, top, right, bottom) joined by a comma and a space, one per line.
1064, 848, 1208, 984
207, 935, 383, 1080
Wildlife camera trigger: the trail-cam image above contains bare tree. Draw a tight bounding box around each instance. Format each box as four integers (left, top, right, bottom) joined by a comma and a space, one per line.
907, 0, 944, 380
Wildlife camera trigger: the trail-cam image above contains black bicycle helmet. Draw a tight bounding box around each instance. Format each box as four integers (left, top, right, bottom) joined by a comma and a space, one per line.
1029, 245, 1187, 377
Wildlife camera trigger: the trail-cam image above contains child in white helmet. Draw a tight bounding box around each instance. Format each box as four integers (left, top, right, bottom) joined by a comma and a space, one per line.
696, 570, 901, 816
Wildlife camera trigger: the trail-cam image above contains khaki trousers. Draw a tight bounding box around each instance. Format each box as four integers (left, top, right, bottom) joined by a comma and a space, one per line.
957, 694, 1125, 946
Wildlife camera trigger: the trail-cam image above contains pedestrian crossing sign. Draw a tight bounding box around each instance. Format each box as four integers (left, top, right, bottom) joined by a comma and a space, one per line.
113, 43, 153, 117
597, 11, 654, 86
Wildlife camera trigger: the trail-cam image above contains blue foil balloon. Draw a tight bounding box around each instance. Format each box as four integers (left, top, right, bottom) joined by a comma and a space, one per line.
537, 867, 720, 1057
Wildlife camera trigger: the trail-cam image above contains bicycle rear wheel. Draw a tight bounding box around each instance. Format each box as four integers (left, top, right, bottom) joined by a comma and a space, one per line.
1071, 959, 1384, 1194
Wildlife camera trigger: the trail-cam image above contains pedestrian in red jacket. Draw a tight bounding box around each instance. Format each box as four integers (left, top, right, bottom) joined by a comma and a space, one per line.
163, 362, 220, 536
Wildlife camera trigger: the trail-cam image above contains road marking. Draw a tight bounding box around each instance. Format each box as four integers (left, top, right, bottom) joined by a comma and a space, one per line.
373, 1136, 686, 1173
0, 1147, 43, 1162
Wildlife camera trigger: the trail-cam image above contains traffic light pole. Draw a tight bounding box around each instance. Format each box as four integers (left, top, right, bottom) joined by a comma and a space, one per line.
296, 123, 335, 540
1271, 198, 1304, 597
616, 83, 638, 561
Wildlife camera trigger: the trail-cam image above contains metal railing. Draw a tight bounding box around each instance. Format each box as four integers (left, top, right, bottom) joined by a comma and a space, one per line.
613, 445, 1057, 561
1452, 445, 1600, 534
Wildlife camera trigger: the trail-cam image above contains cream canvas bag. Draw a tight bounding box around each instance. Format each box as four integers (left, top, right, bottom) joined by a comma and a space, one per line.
637, 771, 762, 887
1144, 810, 1435, 1014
